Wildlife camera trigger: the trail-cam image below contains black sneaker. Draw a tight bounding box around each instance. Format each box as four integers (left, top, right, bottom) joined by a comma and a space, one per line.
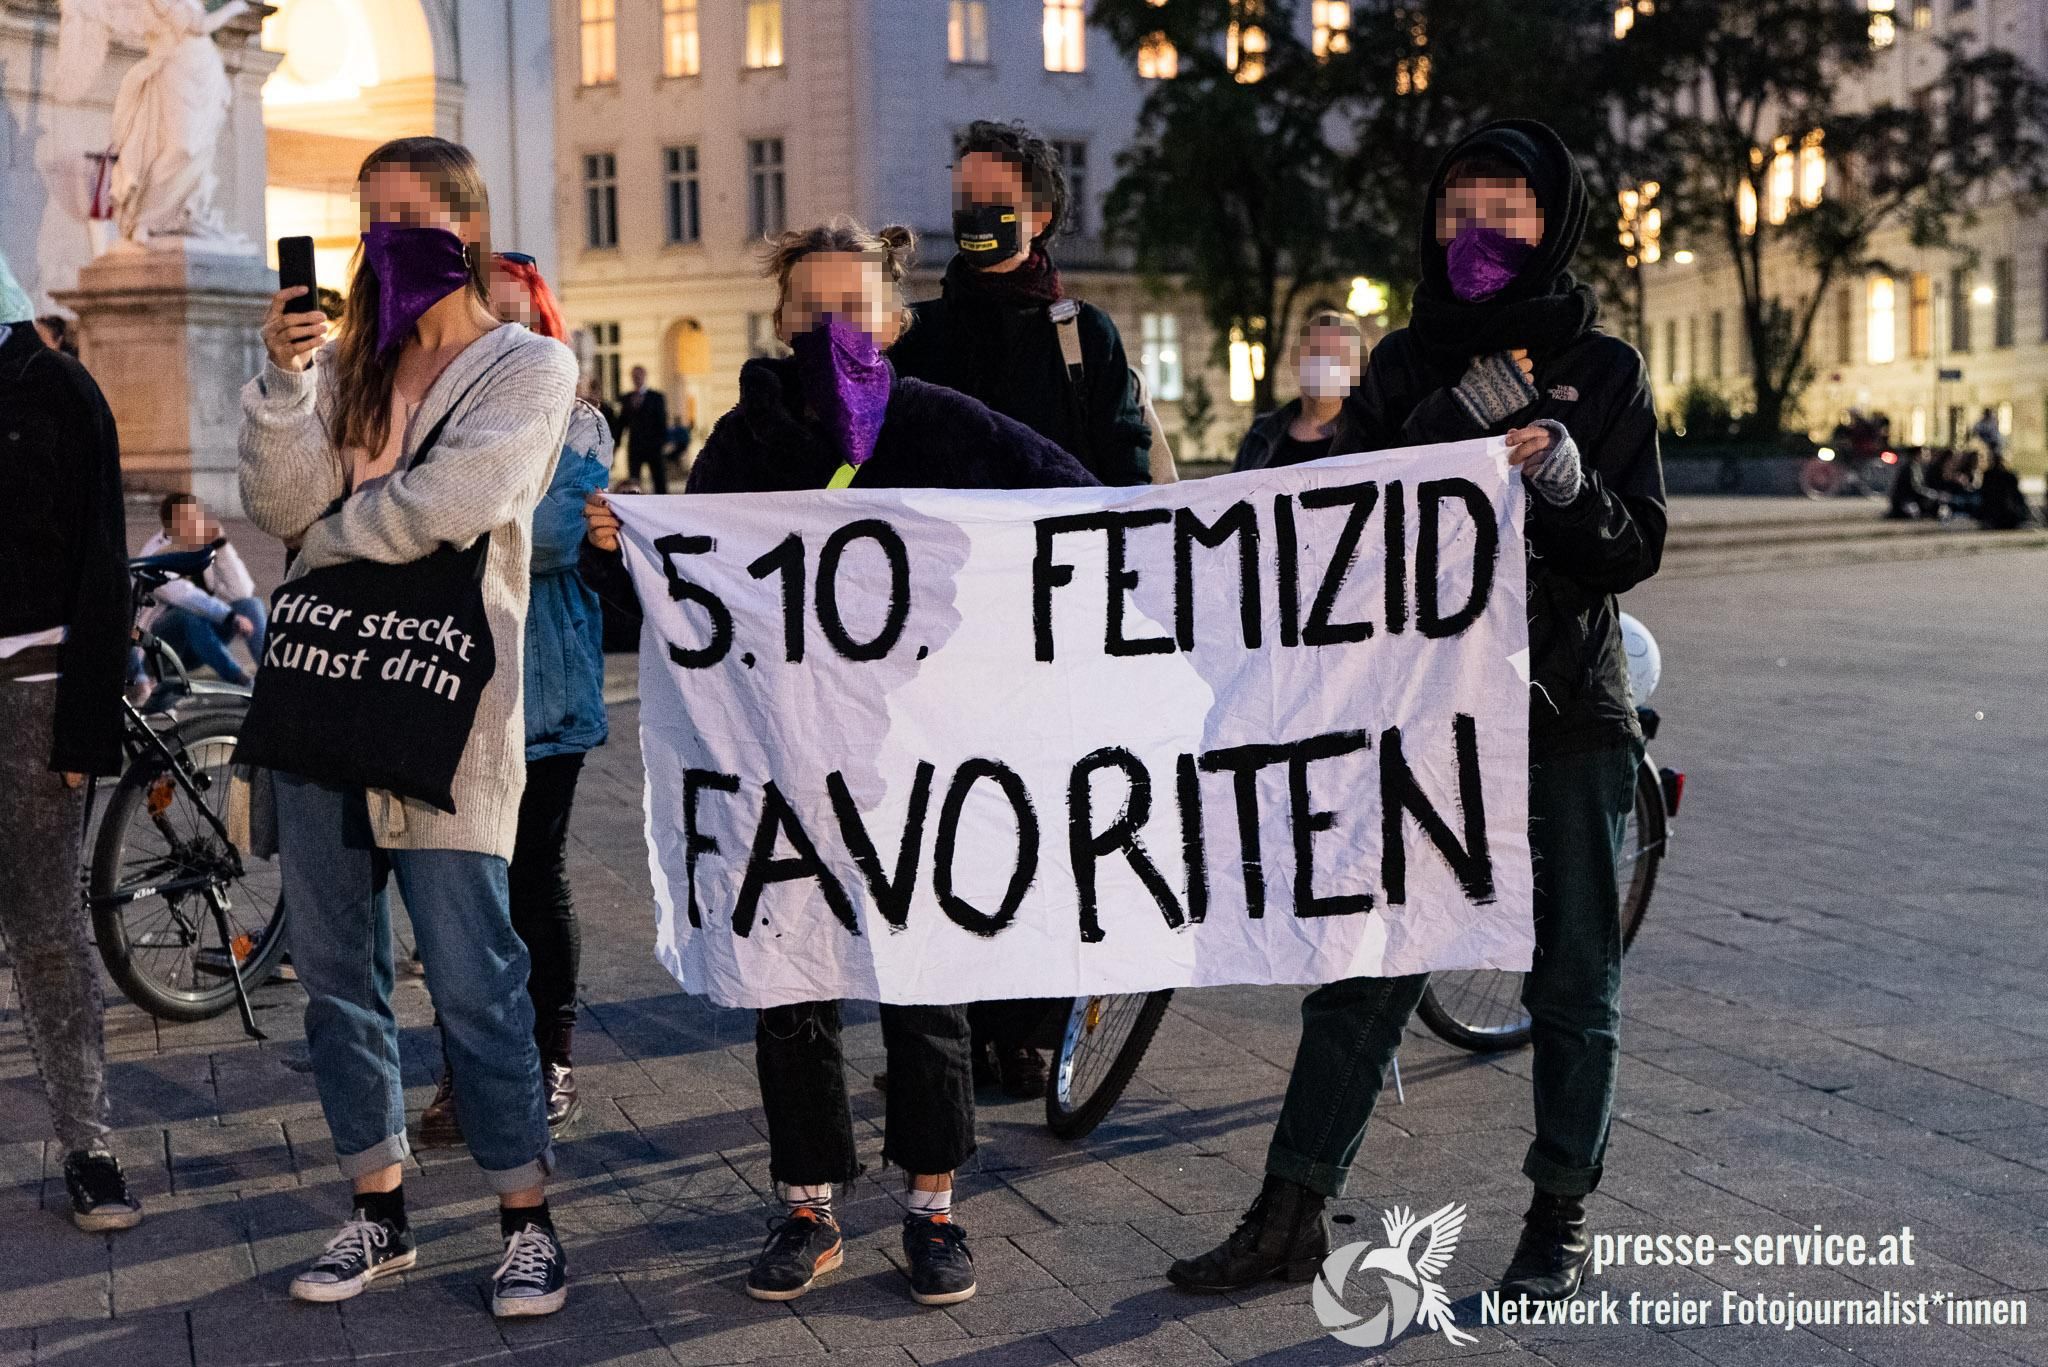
745, 1207, 843, 1301
491, 1220, 569, 1317
63, 1151, 142, 1232
902, 1213, 976, 1306
290, 1213, 417, 1302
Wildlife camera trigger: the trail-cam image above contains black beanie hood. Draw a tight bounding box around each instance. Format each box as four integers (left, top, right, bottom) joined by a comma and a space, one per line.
1407, 118, 1599, 369
1419, 119, 1589, 302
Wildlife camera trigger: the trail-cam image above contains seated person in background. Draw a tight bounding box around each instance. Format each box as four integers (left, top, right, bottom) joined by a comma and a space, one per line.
1885, 448, 1945, 521
1974, 451, 2031, 530
134, 493, 264, 686
1233, 310, 1368, 472
1927, 447, 1982, 515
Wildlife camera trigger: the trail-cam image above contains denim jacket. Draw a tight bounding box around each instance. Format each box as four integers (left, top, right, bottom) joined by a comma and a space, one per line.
525, 400, 612, 759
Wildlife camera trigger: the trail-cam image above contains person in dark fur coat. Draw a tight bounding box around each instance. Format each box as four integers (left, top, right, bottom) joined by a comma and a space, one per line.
580, 219, 1095, 1314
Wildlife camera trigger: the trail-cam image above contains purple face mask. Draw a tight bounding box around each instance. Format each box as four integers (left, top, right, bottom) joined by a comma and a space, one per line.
790, 315, 892, 474
1445, 224, 1535, 302
362, 223, 473, 352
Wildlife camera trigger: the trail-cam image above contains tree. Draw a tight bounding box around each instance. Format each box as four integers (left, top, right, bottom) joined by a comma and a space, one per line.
1178, 371, 1218, 462
1095, 0, 1366, 411
1626, 0, 2048, 436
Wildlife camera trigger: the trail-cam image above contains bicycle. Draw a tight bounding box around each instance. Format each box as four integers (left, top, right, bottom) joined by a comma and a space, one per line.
81, 545, 287, 1038
1799, 445, 1897, 500
1044, 990, 1174, 1140
1415, 706, 1682, 1052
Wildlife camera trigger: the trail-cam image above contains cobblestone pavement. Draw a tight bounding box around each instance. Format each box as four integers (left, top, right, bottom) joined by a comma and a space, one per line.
4, 544, 2043, 1367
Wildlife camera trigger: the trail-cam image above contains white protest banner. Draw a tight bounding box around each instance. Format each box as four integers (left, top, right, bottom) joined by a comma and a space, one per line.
610, 438, 1532, 1010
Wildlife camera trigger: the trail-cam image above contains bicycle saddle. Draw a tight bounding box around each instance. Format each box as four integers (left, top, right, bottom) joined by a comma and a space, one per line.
128, 542, 219, 587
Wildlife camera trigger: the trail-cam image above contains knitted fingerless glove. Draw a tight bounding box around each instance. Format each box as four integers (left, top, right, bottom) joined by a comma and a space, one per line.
1525, 419, 1584, 505
1451, 352, 1540, 429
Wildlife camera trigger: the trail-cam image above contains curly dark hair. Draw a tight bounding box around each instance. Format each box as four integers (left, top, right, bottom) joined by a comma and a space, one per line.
956, 119, 1069, 248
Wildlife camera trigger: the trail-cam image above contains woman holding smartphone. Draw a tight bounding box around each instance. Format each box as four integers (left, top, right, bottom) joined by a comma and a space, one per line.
239, 135, 578, 1319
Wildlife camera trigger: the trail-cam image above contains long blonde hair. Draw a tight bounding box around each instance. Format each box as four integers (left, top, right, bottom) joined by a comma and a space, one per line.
329, 137, 492, 456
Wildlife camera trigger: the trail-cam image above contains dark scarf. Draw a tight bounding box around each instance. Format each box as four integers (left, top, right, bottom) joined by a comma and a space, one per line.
944, 247, 1065, 307
1407, 119, 1599, 376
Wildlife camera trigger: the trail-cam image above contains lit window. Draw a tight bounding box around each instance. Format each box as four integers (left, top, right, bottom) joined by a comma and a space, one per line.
748, 137, 785, 237
1227, 1, 1266, 83
1997, 401, 2013, 435
1798, 130, 1826, 208
1868, 0, 1895, 47
662, 0, 699, 76
1137, 33, 1178, 78
1227, 326, 1264, 404
1909, 406, 1927, 444
1395, 11, 1428, 93
1909, 272, 1932, 357
1911, 0, 1931, 28
1054, 140, 1088, 235
949, 0, 989, 64
1867, 276, 1897, 364
745, 0, 783, 69
1613, 2, 1633, 38
1141, 313, 1183, 402
1044, 0, 1086, 72
663, 145, 700, 245
1313, 0, 1350, 56
579, 0, 616, 85
1737, 178, 1758, 236
1766, 136, 1796, 225
583, 151, 618, 249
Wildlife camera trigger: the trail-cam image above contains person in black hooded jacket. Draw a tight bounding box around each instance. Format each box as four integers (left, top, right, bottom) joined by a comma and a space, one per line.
580, 218, 1096, 1314
1167, 120, 1665, 1308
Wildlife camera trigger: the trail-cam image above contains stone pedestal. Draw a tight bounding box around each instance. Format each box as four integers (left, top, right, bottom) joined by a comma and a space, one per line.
54, 243, 275, 516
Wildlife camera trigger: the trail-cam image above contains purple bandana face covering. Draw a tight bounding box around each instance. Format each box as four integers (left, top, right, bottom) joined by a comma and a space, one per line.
1445, 224, 1535, 302
790, 316, 892, 473
362, 223, 472, 352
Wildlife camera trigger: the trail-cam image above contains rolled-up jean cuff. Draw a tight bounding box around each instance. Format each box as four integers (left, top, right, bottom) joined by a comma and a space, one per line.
480, 1146, 554, 1195
1266, 1143, 1350, 1199
1522, 1146, 1601, 1199
335, 1132, 410, 1182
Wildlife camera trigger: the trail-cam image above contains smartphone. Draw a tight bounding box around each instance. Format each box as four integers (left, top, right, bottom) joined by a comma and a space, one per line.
277, 236, 320, 313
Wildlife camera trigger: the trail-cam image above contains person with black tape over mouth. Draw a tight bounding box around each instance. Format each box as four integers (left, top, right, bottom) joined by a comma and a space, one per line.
1166, 119, 1665, 1310
887, 120, 1155, 1101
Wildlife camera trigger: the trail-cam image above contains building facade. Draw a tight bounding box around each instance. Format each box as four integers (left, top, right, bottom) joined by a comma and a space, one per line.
550, 0, 1255, 461
1638, 0, 2047, 469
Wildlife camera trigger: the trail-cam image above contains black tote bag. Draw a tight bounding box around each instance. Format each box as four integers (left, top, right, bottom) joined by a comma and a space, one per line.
235, 374, 505, 814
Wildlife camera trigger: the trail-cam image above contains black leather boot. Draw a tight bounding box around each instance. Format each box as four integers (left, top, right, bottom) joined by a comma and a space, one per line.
1498, 1190, 1590, 1302
1167, 1175, 1331, 1293
541, 1022, 580, 1132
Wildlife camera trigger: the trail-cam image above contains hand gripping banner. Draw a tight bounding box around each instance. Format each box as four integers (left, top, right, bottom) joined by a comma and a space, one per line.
611, 439, 1532, 1009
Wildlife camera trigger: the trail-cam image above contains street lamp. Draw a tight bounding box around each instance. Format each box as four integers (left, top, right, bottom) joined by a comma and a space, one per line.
1345, 277, 1388, 321
1971, 283, 1995, 307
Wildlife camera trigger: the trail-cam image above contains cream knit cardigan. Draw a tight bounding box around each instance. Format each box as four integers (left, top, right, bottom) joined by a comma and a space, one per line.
238, 323, 578, 861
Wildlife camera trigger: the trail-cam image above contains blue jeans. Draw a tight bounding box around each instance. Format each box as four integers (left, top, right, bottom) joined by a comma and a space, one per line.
274, 774, 551, 1193
154, 597, 266, 686
1267, 742, 1641, 1200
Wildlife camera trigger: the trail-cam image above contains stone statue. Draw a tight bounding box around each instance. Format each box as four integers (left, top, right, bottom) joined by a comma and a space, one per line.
54, 0, 251, 245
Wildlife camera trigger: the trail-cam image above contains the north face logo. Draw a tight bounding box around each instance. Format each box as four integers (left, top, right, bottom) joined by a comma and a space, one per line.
1548, 384, 1580, 402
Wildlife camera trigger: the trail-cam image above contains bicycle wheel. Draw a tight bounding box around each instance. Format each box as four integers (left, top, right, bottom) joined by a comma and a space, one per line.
1417, 756, 1668, 1053
89, 709, 290, 1022
1044, 990, 1172, 1141
1799, 458, 1844, 499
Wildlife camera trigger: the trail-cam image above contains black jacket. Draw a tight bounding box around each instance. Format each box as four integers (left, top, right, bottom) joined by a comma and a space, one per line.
583, 355, 1099, 615
619, 387, 670, 464
0, 325, 130, 774
1342, 325, 1665, 756
889, 259, 1152, 486
1231, 399, 1371, 474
